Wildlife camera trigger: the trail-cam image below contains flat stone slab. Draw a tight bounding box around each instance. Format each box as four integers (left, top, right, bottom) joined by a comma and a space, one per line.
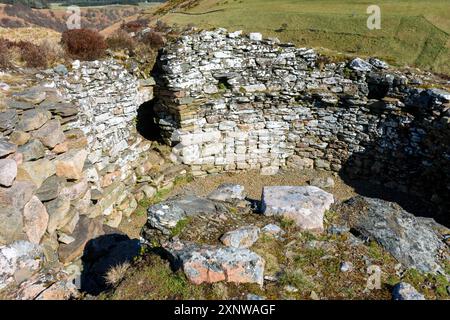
164, 240, 265, 286
146, 195, 228, 235
261, 186, 334, 232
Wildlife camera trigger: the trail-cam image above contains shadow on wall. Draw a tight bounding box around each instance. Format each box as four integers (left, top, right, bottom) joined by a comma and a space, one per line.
80, 232, 141, 296
339, 101, 450, 227
136, 99, 163, 142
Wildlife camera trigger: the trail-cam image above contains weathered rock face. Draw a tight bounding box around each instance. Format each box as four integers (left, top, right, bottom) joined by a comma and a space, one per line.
146, 195, 228, 235
392, 282, 425, 300
153, 28, 450, 217
340, 196, 448, 273
0, 159, 17, 187
208, 183, 246, 202
23, 196, 49, 244
261, 186, 334, 232
0, 241, 44, 290
220, 226, 260, 248
163, 240, 265, 286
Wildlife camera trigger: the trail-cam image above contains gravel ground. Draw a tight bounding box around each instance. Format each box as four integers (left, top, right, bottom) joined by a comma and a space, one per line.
171, 167, 358, 202
119, 167, 359, 238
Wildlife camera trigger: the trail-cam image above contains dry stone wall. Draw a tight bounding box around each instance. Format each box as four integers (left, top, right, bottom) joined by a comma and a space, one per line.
0, 59, 170, 297
153, 29, 450, 217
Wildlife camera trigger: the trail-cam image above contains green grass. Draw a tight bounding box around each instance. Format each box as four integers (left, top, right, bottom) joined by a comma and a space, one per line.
170, 217, 191, 237
161, 0, 450, 75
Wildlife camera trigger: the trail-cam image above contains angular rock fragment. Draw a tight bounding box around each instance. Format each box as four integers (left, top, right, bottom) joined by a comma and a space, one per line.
392, 282, 425, 300
32, 120, 66, 148
0, 158, 17, 187
23, 196, 49, 244
13, 87, 46, 104
58, 216, 104, 264
0, 138, 17, 158
220, 226, 260, 248
18, 158, 56, 188
55, 149, 87, 180
18, 139, 45, 161
0, 241, 44, 289
0, 110, 18, 132
208, 183, 246, 202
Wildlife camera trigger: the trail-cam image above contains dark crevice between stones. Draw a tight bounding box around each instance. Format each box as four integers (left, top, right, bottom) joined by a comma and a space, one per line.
136, 99, 164, 142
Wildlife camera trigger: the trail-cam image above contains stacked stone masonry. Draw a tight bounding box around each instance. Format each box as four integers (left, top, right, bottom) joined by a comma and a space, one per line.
153, 29, 450, 215
0, 59, 178, 297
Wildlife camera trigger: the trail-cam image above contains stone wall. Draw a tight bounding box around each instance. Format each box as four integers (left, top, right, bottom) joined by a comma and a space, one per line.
0, 59, 164, 297
152, 29, 450, 218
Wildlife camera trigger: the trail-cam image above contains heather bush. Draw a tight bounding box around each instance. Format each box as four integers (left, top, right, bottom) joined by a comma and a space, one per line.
61, 29, 106, 61
0, 38, 48, 69
0, 39, 12, 69
16, 40, 48, 68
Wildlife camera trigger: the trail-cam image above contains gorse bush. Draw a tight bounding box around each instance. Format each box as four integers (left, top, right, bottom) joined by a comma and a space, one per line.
61, 28, 107, 61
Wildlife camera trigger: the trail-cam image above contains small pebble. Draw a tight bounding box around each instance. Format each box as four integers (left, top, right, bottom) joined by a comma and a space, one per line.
340, 261, 354, 272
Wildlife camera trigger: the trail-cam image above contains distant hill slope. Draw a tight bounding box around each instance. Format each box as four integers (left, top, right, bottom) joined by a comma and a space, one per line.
0, 3, 142, 32
157, 0, 450, 75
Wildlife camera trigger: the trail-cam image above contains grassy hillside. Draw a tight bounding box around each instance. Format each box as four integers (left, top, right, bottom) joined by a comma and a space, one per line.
158, 0, 450, 75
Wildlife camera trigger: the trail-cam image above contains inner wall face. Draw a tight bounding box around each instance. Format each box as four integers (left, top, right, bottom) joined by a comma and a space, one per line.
152, 30, 450, 220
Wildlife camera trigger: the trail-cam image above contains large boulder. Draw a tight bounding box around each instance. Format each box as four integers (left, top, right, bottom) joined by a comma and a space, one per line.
341, 196, 447, 273
0, 241, 44, 290
261, 186, 334, 232
220, 226, 260, 248
163, 240, 265, 286
146, 195, 228, 235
